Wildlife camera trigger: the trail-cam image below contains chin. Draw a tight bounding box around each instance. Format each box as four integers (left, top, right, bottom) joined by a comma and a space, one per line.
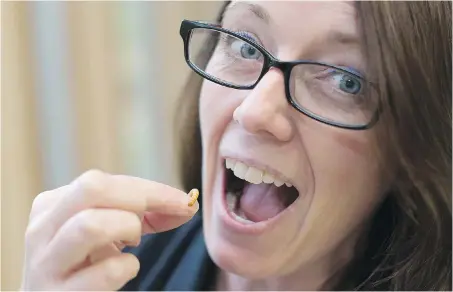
202, 193, 298, 279
203, 228, 281, 279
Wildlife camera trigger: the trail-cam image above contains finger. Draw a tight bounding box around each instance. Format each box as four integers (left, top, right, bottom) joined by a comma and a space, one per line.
24, 187, 69, 254
111, 174, 199, 214
43, 208, 141, 274
88, 243, 122, 265
39, 170, 197, 243
61, 253, 139, 291
29, 186, 69, 221
142, 211, 198, 234
66, 244, 124, 275
115, 241, 127, 251
61, 244, 124, 276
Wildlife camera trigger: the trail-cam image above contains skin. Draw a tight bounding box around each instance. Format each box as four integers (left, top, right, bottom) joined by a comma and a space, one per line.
199, 1, 387, 290
21, 170, 199, 290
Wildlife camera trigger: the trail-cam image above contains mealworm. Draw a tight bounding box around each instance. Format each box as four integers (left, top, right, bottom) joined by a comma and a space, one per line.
188, 188, 199, 207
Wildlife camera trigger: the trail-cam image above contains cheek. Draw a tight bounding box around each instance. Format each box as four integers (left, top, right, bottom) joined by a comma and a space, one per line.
331, 131, 369, 157
296, 125, 385, 253
305, 125, 381, 188
200, 82, 230, 135
199, 80, 241, 195
199, 81, 243, 145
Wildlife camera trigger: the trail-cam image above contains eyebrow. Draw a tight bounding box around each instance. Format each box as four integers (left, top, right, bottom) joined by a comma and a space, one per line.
223, 1, 271, 25
323, 29, 359, 46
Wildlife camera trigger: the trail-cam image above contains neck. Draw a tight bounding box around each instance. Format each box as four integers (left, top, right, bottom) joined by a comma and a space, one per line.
216, 255, 348, 291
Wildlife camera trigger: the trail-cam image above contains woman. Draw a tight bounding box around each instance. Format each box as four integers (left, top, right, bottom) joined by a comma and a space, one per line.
21, 1, 451, 291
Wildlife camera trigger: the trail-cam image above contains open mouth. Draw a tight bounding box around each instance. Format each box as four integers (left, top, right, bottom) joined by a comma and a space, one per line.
223, 158, 300, 224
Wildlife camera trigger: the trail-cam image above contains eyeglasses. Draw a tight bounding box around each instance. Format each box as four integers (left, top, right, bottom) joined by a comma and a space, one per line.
180, 20, 380, 130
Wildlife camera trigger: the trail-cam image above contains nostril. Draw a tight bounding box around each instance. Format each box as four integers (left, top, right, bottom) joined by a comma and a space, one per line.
233, 104, 271, 133
238, 109, 293, 141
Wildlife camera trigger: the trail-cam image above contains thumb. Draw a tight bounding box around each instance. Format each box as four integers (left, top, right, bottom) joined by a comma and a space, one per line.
141, 200, 199, 234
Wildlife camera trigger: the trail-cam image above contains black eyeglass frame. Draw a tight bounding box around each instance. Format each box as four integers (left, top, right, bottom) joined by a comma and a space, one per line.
180, 19, 380, 130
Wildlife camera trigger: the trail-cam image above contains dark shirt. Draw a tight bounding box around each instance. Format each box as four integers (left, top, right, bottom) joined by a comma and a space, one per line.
121, 214, 217, 291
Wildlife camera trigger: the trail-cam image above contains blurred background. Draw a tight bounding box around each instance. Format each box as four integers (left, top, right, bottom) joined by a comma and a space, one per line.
2, 1, 223, 289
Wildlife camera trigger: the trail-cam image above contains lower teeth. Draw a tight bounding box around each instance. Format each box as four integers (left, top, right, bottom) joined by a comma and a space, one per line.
226, 192, 254, 224
232, 212, 254, 224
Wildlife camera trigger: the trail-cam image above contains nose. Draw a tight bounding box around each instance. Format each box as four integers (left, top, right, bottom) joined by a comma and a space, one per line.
233, 69, 294, 141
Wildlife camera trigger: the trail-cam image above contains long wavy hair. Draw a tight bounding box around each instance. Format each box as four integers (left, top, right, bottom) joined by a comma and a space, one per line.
175, 1, 452, 290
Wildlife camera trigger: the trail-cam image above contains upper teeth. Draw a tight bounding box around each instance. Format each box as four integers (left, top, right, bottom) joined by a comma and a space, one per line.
225, 158, 292, 187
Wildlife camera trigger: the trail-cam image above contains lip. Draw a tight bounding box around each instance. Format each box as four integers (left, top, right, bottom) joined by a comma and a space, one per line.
218, 159, 303, 235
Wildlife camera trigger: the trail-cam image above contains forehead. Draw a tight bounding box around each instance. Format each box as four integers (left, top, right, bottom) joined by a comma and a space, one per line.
226, 1, 356, 20
224, 1, 358, 41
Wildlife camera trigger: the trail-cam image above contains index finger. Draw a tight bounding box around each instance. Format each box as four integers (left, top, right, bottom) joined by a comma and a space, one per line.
39, 170, 198, 243
110, 174, 199, 215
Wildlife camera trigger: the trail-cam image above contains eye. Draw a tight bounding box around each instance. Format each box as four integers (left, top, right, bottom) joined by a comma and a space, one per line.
230, 33, 262, 60
331, 72, 362, 94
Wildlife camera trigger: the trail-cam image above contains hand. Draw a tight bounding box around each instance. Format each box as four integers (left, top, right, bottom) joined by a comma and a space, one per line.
21, 170, 199, 291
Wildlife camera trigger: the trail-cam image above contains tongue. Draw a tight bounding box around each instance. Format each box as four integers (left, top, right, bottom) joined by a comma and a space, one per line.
239, 183, 286, 222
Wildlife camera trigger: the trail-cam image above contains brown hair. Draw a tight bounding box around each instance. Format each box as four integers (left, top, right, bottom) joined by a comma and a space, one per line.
175, 1, 452, 290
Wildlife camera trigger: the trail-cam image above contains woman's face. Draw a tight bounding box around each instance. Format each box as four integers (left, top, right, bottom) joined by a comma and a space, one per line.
199, 1, 386, 279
